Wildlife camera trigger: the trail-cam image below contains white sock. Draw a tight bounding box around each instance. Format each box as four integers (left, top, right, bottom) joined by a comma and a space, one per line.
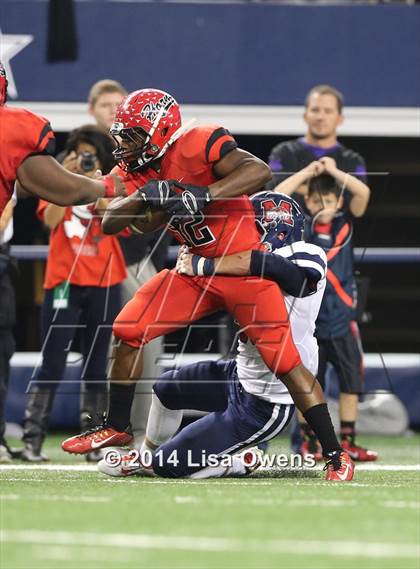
144, 393, 183, 449
189, 456, 246, 479
139, 439, 155, 457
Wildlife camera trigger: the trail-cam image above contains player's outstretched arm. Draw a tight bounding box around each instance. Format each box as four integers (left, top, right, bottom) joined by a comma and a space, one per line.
17, 155, 124, 205
177, 248, 314, 297
210, 148, 272, 199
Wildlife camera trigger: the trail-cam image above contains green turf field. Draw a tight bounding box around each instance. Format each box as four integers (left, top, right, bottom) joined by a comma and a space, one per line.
1, 434, 419, 569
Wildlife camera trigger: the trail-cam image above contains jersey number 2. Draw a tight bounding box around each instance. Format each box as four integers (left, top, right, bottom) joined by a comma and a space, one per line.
170, 212, 216, 248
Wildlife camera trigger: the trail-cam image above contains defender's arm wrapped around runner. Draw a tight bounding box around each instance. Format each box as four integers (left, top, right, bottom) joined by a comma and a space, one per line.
176, 246, 320, 297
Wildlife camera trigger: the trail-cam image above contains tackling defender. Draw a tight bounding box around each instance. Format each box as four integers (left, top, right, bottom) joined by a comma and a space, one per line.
0, 61, 124, 216
98, 193, 353, 480
62, 89, 353, 478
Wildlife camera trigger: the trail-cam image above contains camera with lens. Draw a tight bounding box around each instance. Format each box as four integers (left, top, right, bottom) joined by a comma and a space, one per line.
80, 152, 97, 173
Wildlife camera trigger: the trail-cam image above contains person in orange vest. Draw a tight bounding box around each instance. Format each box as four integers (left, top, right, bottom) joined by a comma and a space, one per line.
275, 157, 377, 462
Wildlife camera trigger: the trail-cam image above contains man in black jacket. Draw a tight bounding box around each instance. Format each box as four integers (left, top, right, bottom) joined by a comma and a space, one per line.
267, 84, 367, 206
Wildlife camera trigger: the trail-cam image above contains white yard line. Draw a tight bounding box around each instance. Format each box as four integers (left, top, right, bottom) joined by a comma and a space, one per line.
174, 496, 200, 504
6, 493, 415, 509
34, 545, 136, 563
0, 477, 85, 483
349, 464, 420, 471
174, 495, 419, 509
0, 464, 98, 472
173, 496, 359, 508
0, 494, 111, 503
383, 501, 420, 509
104, 478, 275, 486
1, 530, 418, 559
1, 463, 419, 472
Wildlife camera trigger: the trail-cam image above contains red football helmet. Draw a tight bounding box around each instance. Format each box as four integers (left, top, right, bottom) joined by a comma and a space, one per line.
110, 88, 182, 171
0, 61, 7, 106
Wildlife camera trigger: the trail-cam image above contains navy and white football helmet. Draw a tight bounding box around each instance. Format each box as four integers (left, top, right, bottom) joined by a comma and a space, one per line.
251, 191, 305, 250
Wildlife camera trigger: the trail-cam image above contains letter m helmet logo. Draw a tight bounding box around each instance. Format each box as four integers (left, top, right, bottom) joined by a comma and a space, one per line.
261, 199, 294, 227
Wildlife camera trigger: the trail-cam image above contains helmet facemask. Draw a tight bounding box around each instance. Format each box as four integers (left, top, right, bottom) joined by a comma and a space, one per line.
111, 126, 153, 172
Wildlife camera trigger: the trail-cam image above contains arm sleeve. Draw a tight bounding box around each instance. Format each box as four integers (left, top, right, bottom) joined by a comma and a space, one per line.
250, 249, 321, 297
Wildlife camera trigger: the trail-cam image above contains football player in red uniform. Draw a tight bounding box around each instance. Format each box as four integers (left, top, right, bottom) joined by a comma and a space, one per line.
62, 89, 352, 480
0, 61, 124, 216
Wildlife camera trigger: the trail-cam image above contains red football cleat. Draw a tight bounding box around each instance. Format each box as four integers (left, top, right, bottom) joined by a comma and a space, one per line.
324, 451, 355, 482
300, 440, 323, 462
62, 425, 133, 455
341, 439, 378, 462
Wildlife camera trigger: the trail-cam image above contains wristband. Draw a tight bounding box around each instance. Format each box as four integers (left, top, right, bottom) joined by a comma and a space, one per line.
191, 255, 215, 276
102, 175, 116, 198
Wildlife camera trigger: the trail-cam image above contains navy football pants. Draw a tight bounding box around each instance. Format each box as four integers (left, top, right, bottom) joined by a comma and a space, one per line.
152, 360, 294, 477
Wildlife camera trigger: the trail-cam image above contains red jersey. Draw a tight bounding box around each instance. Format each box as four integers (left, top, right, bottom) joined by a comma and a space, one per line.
38, 200, 127, 290
0, 106, 55, 215
113, 125, 262, 257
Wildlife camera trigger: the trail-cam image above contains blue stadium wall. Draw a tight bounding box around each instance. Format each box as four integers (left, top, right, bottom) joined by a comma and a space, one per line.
2, 1, 420, 106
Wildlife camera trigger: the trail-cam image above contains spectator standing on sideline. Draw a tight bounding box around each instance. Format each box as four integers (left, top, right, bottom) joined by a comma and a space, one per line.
0, 193, 17, 462
275, 162, 377, 461
88, 79, 128, 134
88, 79, 167, 447
269, 84, 377, 461
267, 84, 367, 210
21, 126, 127, 462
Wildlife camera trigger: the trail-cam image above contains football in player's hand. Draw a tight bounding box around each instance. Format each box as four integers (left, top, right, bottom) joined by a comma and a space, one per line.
102, 194, 168, 235
130, 201, 168, 234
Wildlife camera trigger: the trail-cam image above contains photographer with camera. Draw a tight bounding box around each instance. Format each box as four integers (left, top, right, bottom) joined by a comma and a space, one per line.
21, 125, 127, 462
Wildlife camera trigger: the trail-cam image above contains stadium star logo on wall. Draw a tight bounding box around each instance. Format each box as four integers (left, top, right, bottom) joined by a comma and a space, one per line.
0, 28, 33, 99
